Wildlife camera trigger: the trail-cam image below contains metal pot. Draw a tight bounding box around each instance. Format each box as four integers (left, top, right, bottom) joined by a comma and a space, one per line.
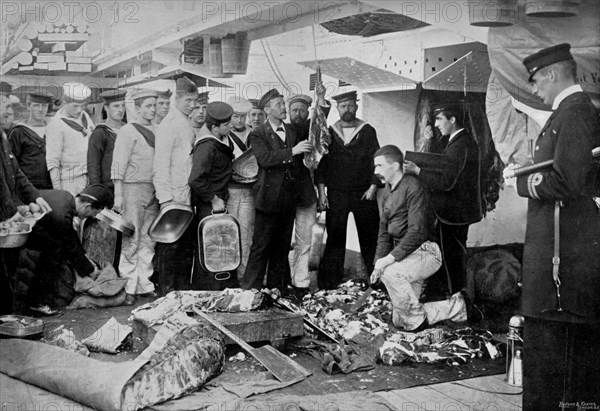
96, 209, 135, 236
148, 202, 194, 243
197, 212, 241, 275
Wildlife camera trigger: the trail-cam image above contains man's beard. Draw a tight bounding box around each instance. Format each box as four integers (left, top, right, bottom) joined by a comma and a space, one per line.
341, 112, 355, 122
291, 117, 305, 126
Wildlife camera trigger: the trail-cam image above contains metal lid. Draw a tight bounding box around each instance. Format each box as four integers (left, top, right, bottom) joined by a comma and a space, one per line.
96, 209, 135, 236
148, 202, 194, 243
508, 315, 525, 328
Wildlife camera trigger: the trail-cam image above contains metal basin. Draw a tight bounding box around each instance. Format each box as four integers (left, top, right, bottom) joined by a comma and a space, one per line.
148, 202, 194, 243
96, 209, 135, 236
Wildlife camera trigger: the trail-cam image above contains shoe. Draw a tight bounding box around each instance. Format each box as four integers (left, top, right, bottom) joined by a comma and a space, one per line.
29, 305, 63, 316
123, 294, 135, 306
410, 318, 429, 333
355, 279, 370, 291
462, 292, 484, 323
138, 291, 158, 299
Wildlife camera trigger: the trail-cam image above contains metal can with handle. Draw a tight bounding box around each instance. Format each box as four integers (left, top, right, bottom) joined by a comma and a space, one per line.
197, 210, 241, 280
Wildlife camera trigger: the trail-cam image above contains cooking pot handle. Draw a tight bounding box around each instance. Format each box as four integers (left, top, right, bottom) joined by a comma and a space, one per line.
211, 209, 228, 215
214, 272, 231, 281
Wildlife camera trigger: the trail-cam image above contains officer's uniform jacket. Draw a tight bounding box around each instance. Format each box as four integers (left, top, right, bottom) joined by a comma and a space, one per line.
517, 89, 600, 324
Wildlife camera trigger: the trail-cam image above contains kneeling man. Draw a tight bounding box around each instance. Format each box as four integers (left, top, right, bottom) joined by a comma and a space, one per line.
371, 145, 466, 331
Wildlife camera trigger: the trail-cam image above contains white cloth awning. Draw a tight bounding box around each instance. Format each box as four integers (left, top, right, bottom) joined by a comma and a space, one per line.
422, 51, 491, 93
298, 57, 418, 93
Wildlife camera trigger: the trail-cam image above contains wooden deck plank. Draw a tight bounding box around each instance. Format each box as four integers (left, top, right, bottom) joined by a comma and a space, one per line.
430, 380, 522, 410
376, 391, 405, 410
391, 385, 469, 410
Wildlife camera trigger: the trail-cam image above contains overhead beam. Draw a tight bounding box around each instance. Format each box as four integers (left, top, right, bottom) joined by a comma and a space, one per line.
92, 1, 376, 76
3, 74, 119, 89
93, 0, 297, 73
358, 0, 488, 43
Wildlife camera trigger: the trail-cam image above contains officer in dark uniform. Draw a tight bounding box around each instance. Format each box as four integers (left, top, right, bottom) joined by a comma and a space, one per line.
517, 43, 600, 410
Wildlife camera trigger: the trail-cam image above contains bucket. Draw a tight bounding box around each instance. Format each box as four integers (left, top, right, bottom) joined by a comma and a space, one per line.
525, 0, 580, 17
468, 0, 517, 27
221, 33, 250, 74
209, 41, 232, 78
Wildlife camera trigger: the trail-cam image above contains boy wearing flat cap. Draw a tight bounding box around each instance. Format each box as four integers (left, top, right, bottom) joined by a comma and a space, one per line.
153, 77, 198, 296
112, 89, 160, 304
153, 89, 172, 126
8, 90, 54, 189
188, 101, 238, 290
517, 43, 600, 410
225, 96, 256, 281
247, 99, 265, 130
46, 82, 95, 196
87, 89, 127, 191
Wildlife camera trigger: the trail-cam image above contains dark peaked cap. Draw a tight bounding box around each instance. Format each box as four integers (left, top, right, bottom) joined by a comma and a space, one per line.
523, 43, 574, 81
27, 90, 54, 104
100, 89, 127, 104
157, 89, 173, 99
176, 76, 197, 93
332, 90, 358, 103
433, 101, 465, 116
79, 184, 114, 208
259, 89, 283, 110
206, 101, 233, 124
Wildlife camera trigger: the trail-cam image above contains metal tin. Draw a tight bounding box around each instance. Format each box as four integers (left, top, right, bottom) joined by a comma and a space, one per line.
96, 209, 135, 236
0, 315, 44, 338
231, 148, 259, 184
197, 212, 241, 274
0, 222, 32, 248
148, 202, 194, 243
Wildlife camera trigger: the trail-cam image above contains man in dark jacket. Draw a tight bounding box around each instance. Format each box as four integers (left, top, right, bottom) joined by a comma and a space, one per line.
315, 90, 380, 290
241, 89, 313, 292
404, 102, 482, 299
87, 89, 127, 191
516, 43, 600, 411
1, 83, 52, 315
189, 101, 238, 290
24, 184, 113, 315
8, 91, 54, 189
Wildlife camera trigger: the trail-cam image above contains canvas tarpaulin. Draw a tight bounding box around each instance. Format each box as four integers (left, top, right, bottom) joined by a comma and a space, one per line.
0, 339, 146, 411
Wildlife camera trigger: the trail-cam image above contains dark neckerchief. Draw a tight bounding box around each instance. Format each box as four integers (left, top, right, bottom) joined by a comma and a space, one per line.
131, 123, 155, 148
229, 131, 248, 152
61, 115, 89, 137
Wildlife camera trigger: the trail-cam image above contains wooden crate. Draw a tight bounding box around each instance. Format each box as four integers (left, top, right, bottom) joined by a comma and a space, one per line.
133, 308, 304, 348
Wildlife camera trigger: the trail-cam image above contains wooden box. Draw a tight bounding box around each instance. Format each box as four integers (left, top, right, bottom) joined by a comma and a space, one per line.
133, 308, 304, 348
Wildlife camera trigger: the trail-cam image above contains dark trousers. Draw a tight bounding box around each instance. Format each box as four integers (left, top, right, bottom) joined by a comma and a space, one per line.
317, 190, 379, 290
153, 221, 194, 296
437, 222, 469, 296
523, 317, 600, 411
191, 204, 238, 291
242, 208, 295, 291
0, 249, 18, 314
